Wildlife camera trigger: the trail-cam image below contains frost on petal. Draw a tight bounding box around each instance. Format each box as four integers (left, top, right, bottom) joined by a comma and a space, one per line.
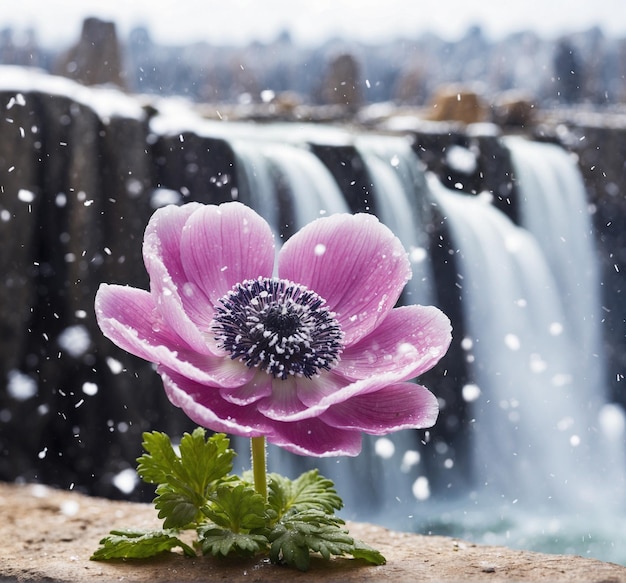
160, 368, 275, 438
320, 382, 439, 435
95, 284, 254, 388
278, 213, 411, 345
336, 305, 452, 382
180, 202, 275, 307
269, 416, 363, 457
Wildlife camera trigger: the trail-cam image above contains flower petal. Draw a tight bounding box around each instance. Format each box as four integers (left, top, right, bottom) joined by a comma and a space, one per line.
320, 382, 439, 435
278, 213, 411, 345
180, 202, 275, 308
160, 368, 275, 438
335, 305, 452, 381
256, 376, 314, 421
258, 370, 420, 424
269, 417, 362, 457
219, 371, 273, 406
143, 202, 214, 354
95, 283, 254, 388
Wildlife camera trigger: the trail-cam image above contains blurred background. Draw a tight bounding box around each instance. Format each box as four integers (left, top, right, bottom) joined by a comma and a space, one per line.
2, 0, 626, 109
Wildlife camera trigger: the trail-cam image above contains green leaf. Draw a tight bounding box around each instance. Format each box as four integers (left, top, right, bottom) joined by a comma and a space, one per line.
350, 540, 387, 566
177, 428, 235, 493
198, 526, 267, 557
267, 469, 343, 520
154, 490, 200, 529
136, 431, 179, 485
94, 428, 385, 570
137, 429, 234, 491
136, 429, 236, 529
90, 529, 195, 560
203, 482, 267, 532
268, 509, 349, 571
268, 508, 386, 570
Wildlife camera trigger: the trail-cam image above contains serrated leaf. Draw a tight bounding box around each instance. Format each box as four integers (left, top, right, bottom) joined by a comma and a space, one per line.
198, 526, 267, 557
267, 469, 343, 520
203, 482, 266, 532
268, 508, 349, 571
268, 525, 310, 571
136, 431, 179, 485
138, 429, 234, 491
154, 490, 200, 529
267, 507, 385, 570
136, 429, 236, 529
90, 529, 195, 560
177, 429, 235, 493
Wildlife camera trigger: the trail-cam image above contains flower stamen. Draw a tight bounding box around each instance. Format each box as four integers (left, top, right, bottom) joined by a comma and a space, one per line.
213, 277, 343, 379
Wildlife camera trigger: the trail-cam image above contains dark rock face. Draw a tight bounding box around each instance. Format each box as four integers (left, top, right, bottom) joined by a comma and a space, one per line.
1, 70, 625, 503
0, 81, 195, 499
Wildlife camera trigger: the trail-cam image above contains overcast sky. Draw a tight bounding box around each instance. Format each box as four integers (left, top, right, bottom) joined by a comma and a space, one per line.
3, 0, 625, 47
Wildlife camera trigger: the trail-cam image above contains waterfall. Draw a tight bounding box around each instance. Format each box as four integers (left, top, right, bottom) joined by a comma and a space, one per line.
505, 136, 605, 400
430, 176, 615, 507
426, 137, 626, 559
232, 139, 350, 230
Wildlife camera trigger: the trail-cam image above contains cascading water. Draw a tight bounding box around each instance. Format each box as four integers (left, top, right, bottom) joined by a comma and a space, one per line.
231, 138, 350, 230
425, 138, 626, 561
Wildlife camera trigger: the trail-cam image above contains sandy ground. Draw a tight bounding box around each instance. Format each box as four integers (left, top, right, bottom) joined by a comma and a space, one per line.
1, 481, 625, 583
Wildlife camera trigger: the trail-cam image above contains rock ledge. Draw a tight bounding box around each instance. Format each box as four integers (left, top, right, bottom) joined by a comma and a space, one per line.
1, 482, 625, 583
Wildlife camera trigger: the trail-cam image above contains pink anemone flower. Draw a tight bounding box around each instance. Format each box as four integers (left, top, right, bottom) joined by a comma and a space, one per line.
95, 202, 452, 457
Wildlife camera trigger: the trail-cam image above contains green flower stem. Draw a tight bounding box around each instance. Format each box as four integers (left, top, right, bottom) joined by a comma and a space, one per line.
251, 436, 267, 501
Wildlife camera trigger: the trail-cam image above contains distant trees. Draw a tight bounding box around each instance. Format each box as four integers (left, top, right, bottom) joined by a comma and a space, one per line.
552, 39, 582, 103
0, 18, 624, 108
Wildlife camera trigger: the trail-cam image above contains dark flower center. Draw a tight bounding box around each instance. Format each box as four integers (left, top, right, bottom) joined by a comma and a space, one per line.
212, 277, 343, 380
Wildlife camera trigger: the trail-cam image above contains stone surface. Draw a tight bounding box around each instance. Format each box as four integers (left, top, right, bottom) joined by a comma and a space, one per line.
1, 482, 625, 583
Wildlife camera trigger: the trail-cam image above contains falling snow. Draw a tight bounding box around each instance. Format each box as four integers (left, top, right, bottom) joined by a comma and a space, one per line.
57, 325, 91, 358
81, 382, 98, 396
374, 437, 395, 459
150, 188, 182, 208
112, 468, 138, 494
17, 189, 35, 203
462, 383, 481, 402
445, 145, 477, 175
412, 476, 430, 501
105, 357, 123, 374
7, 370, 37, 400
